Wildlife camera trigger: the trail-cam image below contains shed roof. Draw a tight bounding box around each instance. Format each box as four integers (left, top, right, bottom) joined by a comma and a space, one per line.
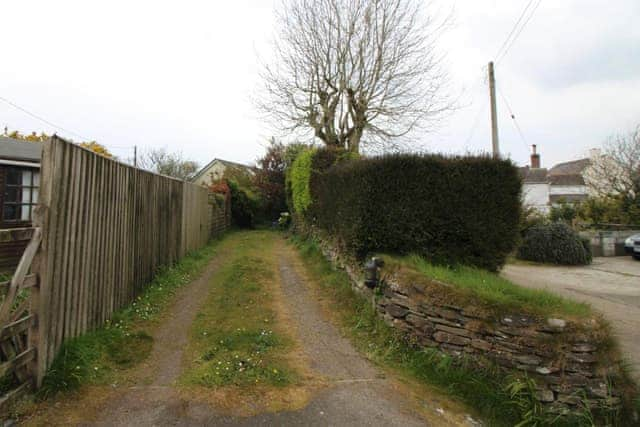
0, 136, 42, 163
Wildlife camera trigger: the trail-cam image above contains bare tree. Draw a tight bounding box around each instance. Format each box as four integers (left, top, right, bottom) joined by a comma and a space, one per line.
138, 148, 199, 181
258, 0, 451, 153
585, 125, 640, 201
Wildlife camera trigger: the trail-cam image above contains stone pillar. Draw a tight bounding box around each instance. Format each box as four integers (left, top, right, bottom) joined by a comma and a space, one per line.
600, 231, 615, 257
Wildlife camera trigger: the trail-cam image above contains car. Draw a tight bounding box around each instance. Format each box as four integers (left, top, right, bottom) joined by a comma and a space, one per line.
624, 233, 640, 260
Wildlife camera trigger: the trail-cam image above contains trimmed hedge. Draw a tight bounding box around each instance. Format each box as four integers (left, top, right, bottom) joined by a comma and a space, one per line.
310, 154, 522, 271
518, 222, 593, 265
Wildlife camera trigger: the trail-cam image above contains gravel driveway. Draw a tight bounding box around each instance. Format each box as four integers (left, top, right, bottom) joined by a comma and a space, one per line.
502, 257, 640, 380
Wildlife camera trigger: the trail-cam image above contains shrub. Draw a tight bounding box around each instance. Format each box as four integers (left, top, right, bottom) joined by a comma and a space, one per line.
286, 146, 354, 217
311, 154, 522, 271
549, 199, 579, 223
520, 204, 548, 238
518, 222, 592, 265
228, 180, 258, 228
287, 148, 315, 215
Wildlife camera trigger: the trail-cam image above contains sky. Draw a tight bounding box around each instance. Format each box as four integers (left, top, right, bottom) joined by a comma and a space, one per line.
1, 0, 639, 169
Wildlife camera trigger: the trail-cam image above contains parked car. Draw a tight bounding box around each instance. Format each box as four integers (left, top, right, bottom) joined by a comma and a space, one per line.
624, 234, 640, 260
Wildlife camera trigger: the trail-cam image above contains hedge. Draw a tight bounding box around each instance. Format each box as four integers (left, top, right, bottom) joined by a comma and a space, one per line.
518, 222, 592, 265
310, 154, 522, 271
287, 146, 357, 217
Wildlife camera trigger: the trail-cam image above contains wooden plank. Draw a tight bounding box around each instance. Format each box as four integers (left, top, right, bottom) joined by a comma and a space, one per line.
55, 141, 73, 353
0, 315, 33, 342
69, 148, 86, 339
63, 145, 80, 341
0, 274, 36, 293
0, 347, 35, 378
43, 136, 65, 376
0, 228, 34, 243
9, 299, 30, 323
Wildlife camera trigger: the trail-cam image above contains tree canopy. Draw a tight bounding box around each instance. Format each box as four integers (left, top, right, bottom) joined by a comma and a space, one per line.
258, 0, 450, 153
138, 148, 199, 180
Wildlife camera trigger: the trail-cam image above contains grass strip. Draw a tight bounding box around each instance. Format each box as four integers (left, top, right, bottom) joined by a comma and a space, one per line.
181, 231, 296, 388
291, 236, 623, 427
399, 254, 591, 318
38, 237, 222, 397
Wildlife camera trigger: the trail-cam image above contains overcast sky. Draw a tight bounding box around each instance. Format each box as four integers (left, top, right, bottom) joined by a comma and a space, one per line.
1, 0, 639, 169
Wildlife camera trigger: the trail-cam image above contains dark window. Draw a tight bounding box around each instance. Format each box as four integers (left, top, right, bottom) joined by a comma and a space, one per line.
3, 167, 40, 222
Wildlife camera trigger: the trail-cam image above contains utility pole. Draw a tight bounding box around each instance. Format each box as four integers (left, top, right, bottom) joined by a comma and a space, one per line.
133, 145, 137, 167
488, 61, 500, 158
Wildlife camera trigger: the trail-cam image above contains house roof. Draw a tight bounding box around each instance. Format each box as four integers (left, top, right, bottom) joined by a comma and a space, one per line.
191, 158, 254, 182
0, 136, 42, 163
519, 167, 549, 184
547, 158, 590, 186
520, 158, 591, 186
548, 158, 591, 176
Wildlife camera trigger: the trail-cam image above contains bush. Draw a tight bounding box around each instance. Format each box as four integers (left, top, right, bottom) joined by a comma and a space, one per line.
518, 222, 592, 265
287, 149, 315, 215
549, 200, 579, 223
311, 154, 522, 271
228, 180, 258, 228
286, 146, 355, 217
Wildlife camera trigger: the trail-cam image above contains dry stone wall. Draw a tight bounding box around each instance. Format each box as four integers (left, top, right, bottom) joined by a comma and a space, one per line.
316, 238, 626, 414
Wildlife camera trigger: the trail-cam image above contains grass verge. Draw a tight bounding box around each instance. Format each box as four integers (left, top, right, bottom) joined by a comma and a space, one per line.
291, 235, 628, 426
397, 254, 591, 318
181, 231, 296, 389
38, 237, 222, 397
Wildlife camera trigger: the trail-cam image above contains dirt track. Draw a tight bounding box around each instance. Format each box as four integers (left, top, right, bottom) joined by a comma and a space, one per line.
26, 231, 477, 426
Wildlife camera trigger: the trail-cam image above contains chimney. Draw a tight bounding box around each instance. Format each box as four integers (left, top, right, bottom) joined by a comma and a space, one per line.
531, 144, 541, 168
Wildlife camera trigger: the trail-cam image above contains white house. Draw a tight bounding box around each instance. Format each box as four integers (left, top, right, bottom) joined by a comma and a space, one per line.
191, 158, 255, 187
520, 145, 592, 213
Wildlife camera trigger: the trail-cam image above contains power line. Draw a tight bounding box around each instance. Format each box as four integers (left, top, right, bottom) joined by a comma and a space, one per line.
494, 0, 536, 61
0, 95, 92, 142
496, 85, 530, 155
496, 0, 543, 65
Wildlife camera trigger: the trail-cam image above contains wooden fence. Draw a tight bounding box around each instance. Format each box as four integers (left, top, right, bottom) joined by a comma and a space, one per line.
28, 136, 214, 385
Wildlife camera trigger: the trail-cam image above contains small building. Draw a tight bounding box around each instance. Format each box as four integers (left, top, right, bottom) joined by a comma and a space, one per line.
520, 145, 591, 213
191, 158, 255, 187
0, 136, 42, 272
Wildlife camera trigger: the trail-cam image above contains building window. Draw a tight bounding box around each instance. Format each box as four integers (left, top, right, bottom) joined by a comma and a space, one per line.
3, 167, 40, 222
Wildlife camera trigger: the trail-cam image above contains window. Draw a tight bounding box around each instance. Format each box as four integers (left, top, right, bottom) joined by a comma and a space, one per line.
3, 167, 40, 222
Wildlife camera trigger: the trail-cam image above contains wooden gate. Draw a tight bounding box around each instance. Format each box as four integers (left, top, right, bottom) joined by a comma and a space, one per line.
0, 227, 41, 409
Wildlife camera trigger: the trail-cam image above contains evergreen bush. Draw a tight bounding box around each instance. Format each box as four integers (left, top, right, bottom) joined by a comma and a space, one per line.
518, 222, 592, 265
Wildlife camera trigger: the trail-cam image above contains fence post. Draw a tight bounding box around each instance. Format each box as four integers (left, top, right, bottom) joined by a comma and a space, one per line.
29, 137, 55, 387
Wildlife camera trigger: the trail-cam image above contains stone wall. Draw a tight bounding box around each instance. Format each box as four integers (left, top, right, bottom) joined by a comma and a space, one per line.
316, 238, 627, 415
580, 229, 640, 257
